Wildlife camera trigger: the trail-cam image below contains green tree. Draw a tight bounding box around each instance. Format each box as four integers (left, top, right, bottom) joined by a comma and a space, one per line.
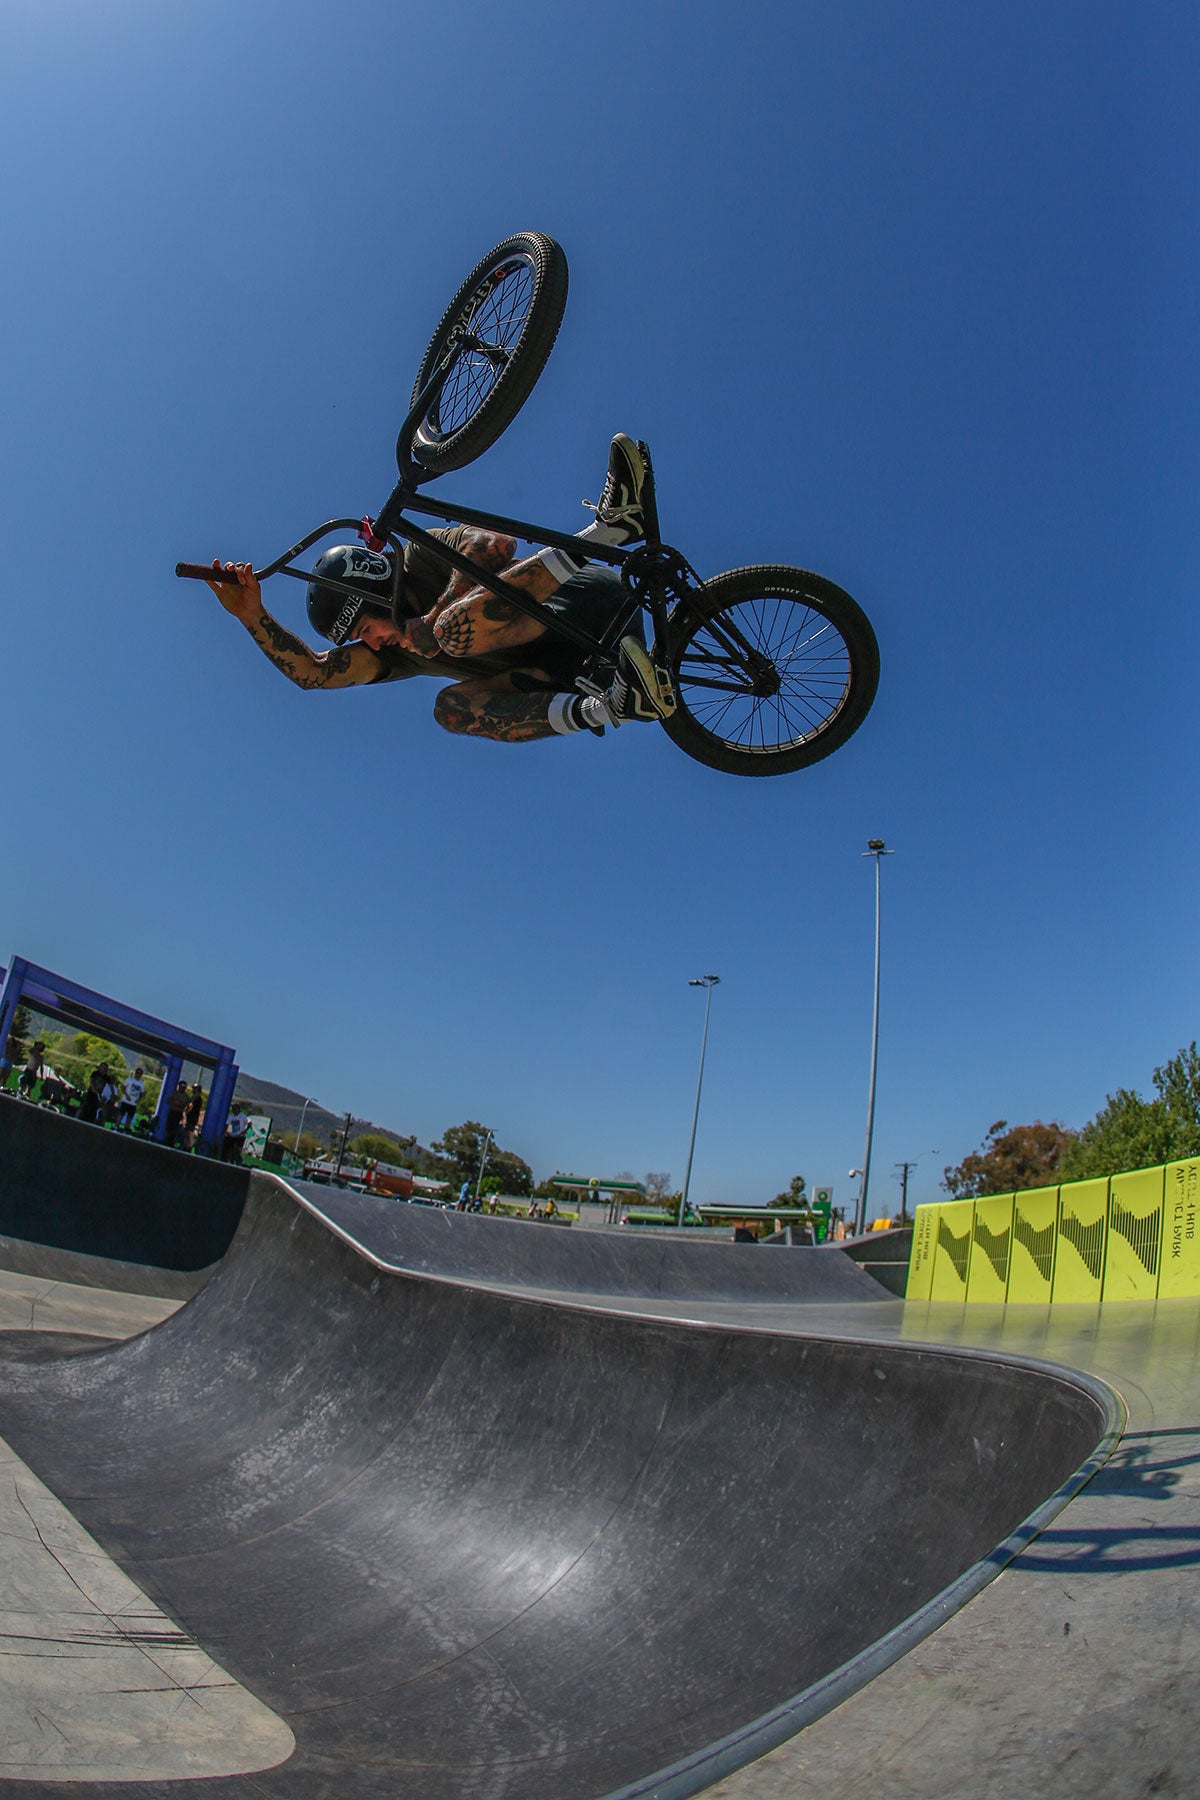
46, 1034, 130, 1093
432, 1121, 533, 1197
7, 1003, 32, 1059
943, 1120, 1075, 1198
351, 1132, 416, 1166
770, 1174, 808, 1208
1153, 1043, 1200, 1154
531, 1174, 568, 1200
1058, 1045, 1200, 1181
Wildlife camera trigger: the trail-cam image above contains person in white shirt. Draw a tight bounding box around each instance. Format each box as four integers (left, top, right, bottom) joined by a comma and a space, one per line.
18, 1041, 47, 1100
117, 1067, 146, 1133
223, 1103, 250, 1164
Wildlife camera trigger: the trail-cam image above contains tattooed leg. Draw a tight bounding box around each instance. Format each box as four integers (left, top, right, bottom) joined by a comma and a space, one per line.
433, 677, 558, 743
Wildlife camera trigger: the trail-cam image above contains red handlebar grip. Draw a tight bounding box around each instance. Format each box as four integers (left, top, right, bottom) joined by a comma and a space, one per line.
176, 562, 244, 584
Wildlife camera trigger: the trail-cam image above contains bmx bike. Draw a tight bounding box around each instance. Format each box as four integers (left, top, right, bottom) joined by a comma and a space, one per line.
178, 231, 879, 777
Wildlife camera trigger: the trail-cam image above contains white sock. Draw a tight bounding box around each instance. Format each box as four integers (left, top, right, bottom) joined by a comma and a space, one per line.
577, 516, 630, 547
538, 503, 635, 587
546, 693, 614, 735
547, 693, 581, 735
538, 544, 588, 584
579, 694, 615, 730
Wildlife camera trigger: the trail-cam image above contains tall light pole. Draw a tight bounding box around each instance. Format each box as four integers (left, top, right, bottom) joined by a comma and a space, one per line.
474, 1128, 494, 1205
856, 840, 893, 1235
293, 1097, 318, 1155
678, 975, 721, 1226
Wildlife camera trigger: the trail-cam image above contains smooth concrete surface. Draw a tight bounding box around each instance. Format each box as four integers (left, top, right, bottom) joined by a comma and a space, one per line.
294, 1179, 892, 1304
0, 1272, 291, 1784
0, 1433, 295, 1782
0, 1098, 248, 1276
841, 1225, 912, 1296
0, 1176, 1109, 1799
569, 1295, 1200, 1800
0, 1265, 178, 1343
0, 1146, 1193, 1799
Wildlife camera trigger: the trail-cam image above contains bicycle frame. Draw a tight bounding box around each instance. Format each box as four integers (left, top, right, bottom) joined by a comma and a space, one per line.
245, 470, 675, 672
179, 344, 724, 681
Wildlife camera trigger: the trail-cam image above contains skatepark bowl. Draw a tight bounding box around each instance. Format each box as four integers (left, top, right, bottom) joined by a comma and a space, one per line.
0, 1109, 1123, 1798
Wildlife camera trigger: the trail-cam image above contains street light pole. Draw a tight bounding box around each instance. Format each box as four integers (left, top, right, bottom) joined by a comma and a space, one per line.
678, 975, 721, 1227
474, 1128, 494, 1205
856, 841, 893, 1235
293, 1097, 318, 1156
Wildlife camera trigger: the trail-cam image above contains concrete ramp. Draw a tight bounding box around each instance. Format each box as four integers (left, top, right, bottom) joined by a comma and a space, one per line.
0, 1175, 1112, 1799
0, 1099, 247, 1290
295, 1180, 891, 1304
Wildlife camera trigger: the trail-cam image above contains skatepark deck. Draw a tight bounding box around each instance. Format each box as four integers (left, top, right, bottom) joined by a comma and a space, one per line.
1, 1111, 1196, 1797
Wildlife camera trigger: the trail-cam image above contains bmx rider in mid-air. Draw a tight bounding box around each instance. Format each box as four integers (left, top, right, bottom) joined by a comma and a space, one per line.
207, 435, 673, 743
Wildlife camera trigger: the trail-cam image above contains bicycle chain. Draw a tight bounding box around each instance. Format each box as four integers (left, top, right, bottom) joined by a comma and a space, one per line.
620, 544, 707, 622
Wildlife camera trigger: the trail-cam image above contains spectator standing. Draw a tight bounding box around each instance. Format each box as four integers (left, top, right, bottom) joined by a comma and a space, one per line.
18, 1041, 48, 1100
181, 1082, 206, 1150
39, 1071, 68, 1111
162, 1079, 190, 1147
117, 1066, 146, 1132
223, 1102, 250, 1164
80, 1062, 117, 1125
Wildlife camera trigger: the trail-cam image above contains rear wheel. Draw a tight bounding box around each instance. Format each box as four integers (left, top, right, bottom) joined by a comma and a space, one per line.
660, 566, 879, 776
402, 232, 568, 475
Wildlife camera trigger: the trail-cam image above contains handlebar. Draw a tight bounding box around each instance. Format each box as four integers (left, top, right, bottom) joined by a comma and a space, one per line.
175, 562, 258, 584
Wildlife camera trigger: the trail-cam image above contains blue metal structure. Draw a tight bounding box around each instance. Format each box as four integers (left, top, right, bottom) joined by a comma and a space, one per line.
0, 957, 238, 1155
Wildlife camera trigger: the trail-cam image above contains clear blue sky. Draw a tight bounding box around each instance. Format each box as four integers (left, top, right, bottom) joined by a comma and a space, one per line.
1, 0, 1195, 1216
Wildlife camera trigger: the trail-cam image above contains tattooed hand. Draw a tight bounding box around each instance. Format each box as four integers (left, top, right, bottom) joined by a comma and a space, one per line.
205, 561, 261, 619
209, 561, 377, 691
398, 613, 444, 659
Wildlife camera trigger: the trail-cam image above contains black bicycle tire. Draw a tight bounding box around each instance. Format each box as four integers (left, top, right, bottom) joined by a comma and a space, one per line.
402, 233, 568, 475
658, 565, 879, 776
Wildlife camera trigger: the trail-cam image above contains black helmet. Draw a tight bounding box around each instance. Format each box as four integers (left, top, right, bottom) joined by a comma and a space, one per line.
306, 545, 397, 643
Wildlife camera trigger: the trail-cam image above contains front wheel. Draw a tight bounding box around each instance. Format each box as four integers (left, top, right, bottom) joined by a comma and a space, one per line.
659, 566, 879, 776
402, 232, 568, 476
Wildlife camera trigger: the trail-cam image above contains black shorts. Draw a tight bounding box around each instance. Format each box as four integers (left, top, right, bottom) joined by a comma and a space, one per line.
509, 563, 636, 690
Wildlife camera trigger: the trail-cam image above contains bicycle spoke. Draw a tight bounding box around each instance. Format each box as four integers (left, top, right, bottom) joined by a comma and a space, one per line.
674, 590, 853, 753
429, 260, 535, 439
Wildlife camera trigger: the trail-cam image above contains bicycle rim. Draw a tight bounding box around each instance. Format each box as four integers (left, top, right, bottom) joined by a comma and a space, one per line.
676, 594, 855, 756
425, 257, 539, 444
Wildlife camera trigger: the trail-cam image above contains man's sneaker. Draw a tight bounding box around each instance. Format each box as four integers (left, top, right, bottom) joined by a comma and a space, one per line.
583, 434, 647, 544
605, 635, 676, 722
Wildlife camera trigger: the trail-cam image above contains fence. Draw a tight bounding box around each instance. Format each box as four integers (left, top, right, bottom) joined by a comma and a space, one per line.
907, 1157, 1200, 1303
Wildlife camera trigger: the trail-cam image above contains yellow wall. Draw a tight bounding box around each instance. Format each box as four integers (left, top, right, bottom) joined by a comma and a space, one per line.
909, 1156, 1200, 1304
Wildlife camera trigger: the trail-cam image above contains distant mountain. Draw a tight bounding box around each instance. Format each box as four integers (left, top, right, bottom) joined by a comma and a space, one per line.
234, 1074, 447, 1175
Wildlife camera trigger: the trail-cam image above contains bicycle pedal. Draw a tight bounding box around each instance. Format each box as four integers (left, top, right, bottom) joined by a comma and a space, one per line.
652, 662, 677, 716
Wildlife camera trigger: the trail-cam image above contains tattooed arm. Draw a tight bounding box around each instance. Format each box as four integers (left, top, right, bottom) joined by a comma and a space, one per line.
205, 562, 385, 690
399, 526, 572, 660
428, 552, 566, 658
434, 528, 519, 606
399, 528, 521, 658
